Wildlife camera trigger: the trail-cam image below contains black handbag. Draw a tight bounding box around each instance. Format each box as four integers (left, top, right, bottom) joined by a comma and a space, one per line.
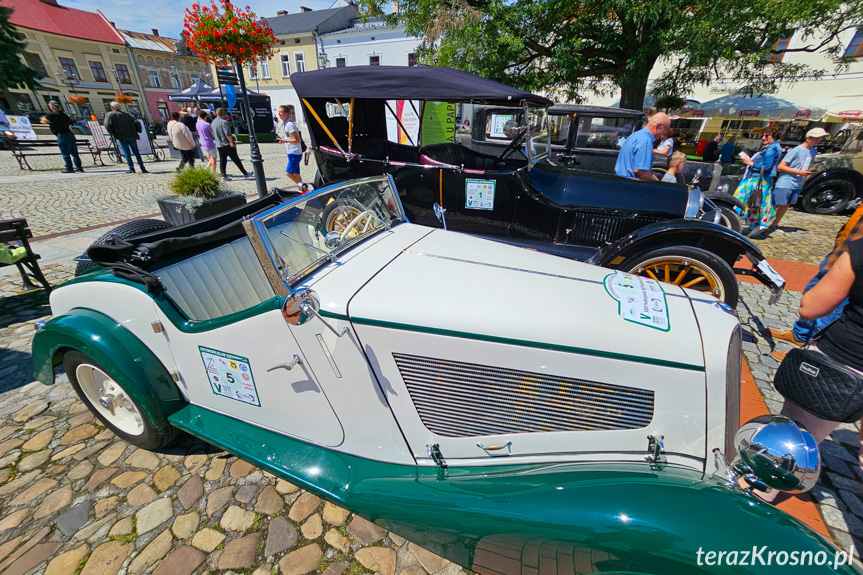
773, 347, 863, 423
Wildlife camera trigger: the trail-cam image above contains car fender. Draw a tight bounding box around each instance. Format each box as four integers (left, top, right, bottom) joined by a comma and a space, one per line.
589, 219, 760, 269
32, 308, 186, 424
803, 168, 863, 196
705, 191, 745, 212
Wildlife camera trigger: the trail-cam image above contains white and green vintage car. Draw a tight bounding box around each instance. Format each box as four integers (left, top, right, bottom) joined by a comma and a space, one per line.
33, 176, 856, 574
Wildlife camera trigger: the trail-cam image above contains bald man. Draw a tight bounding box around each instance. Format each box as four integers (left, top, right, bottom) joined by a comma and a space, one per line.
615, 112, 671, 181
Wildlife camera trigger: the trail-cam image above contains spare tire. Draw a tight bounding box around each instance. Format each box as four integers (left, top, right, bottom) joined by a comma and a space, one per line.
74, 218, 172, 277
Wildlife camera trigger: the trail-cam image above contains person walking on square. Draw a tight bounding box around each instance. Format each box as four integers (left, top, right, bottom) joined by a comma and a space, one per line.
276, 104, 305, 191
104, 102, 148, 174
770, 204, 863, 349
167, 111, 196, 171
196, 110, 217, 172
211, 108, 250, 179
614, 112, 670, 180
770, 127, 828, 231
732, 125, 783, 237
41, 100, 83, 173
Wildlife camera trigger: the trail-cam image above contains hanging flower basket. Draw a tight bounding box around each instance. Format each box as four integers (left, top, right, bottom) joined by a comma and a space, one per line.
68, 95, 88, 105
115, 94, 133, 104
183, 0, 277, 65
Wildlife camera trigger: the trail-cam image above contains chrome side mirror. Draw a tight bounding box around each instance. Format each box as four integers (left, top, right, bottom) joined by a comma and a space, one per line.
282, 288, 319, 326
718, 415, 820, 494
433, 203, 447, 230
324, 231, 341, 249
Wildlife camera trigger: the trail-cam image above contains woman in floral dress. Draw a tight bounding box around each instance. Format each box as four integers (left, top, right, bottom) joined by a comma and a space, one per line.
733, 125, 783, 237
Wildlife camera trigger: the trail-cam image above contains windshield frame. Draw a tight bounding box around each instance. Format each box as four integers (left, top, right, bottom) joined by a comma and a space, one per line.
248, 175, 407, 294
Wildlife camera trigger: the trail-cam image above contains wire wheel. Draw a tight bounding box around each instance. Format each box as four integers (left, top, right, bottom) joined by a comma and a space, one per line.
325, 205, 363, 234
75, 363, 145, 436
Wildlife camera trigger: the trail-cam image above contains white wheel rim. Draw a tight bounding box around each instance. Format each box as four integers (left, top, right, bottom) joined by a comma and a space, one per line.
76, 364, 145, 436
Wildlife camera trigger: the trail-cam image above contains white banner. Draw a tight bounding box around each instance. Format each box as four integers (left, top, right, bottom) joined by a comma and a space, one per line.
6, 116, 37, 140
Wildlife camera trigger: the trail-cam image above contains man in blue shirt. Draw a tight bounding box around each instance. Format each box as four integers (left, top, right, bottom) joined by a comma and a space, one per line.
614, 112, 670, 180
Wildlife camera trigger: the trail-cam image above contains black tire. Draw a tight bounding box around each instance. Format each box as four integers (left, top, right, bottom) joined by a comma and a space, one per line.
716, 205, 742, 233
75, 218, 172, 276
800, 179, 856, 215
617, 245, 739, 307
63, 350, 179, 450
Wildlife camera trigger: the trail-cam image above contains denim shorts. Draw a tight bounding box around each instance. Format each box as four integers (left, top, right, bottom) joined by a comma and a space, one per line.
773, 186, 801, 206
286, 154, 302, 175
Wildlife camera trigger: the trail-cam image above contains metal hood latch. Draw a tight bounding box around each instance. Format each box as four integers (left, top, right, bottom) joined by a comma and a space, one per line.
645, 434, 666, 467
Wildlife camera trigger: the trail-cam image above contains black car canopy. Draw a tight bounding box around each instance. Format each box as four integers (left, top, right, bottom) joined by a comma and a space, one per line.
290, 66, 552, 107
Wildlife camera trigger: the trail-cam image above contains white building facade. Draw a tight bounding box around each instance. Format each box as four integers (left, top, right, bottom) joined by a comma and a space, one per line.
319, 20, 421, 69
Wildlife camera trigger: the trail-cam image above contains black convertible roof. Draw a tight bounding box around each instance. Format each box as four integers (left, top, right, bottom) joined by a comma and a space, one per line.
290, 66, 553, 107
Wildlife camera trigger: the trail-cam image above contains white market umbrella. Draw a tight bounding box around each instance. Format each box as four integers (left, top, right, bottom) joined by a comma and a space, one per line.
694, 93, 823, 120
809, 95, 863, 122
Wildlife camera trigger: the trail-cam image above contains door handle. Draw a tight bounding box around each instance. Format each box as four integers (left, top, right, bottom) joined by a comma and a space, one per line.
267, 354, 302, 372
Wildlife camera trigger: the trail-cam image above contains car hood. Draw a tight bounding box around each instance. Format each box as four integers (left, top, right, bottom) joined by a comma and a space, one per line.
348, 229, 706, 370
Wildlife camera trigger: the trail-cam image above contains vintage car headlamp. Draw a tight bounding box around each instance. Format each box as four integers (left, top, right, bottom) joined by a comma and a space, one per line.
684, 188, 703, 218
715, 183, 729, 195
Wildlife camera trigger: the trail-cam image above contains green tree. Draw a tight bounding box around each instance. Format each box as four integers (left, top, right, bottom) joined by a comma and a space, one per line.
0, 4, 40, 107
358, 0, 863, 110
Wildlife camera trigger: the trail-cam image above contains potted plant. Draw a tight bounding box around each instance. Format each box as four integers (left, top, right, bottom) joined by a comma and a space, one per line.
157, 167, 246, 225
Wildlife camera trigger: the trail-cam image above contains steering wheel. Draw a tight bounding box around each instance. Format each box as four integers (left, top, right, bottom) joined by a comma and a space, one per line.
340, 210, 381, 242
496, 127, 529, 163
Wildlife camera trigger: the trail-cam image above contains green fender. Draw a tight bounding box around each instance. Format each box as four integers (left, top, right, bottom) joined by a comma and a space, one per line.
32, 308, 186, 425
171, 404, 861, 575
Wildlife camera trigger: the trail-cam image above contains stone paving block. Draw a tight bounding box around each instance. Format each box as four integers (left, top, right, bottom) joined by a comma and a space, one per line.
75, 513, 116, 542
348, 515, 385, 545
96, 442, 126, 466
73, 440, 110, 461
192, 528, 226, 553
2, 541, 63, 575
10, 477, 57, 506
55, 501, 92, 536
236, 484, 258, 504
93, 496, 119, 519
322, 502, 350, 526
324, 528, 350, 553
323, 562, 351, 575
0, 438, 24, 458
79, 541, 133, 575
0, 509, 30, 532
68, 410, 95, 427
410, 542, 449, 573
125, 449, 161, 470
0, 426, 15, 441
127, 483, 158, 507
266, 516, 299, 558
206, 485, 233, 516
256, 485, 285, 515
219, 533, 263, 570
60, 424, 98, 444
17, 449, 50, 471
205, 455, 227, 481
111, 471, 148, 489
276, 479, 299, 494
153, 465, 181, 491
0, 526, 50, 572
172, 511, 200, 540
22, 428, 53, 451
230, 459, 255, 478
279, 543, 322, 575
356, 547, 397, 575
13, 400, 48, 422
177, 474, 204, 509
153, 546, 205, 575
0, 537, 23, 564
44, 544, 89, 575
136, 497, 174, 534
51, 443, 87, 461
82, 467, 118, 492
184, 453, 207, 473
221, 505, 256, 531
289, 492, 321, 522
68, 460, 94, 480
108, 517, 133, 537
301, 513, 323, 540
34, 484, 73, 519
128, 530, 173, 575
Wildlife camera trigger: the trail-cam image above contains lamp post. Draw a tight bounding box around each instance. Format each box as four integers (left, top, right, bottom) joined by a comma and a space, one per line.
55, 71, 80, 116
112, 68, 124, 95
235, 59, 266, 197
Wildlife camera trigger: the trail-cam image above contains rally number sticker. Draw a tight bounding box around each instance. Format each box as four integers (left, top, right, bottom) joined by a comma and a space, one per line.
199, 346, 260, 406
465, 179, 495, 210
603, 272, 670, 331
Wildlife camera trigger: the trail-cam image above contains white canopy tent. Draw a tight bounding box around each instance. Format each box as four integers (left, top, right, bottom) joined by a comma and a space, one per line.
807, 95, 863, 122
694, 93, 824, 120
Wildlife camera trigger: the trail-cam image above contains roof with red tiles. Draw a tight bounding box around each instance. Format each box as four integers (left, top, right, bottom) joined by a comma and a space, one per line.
5, 0, 125, 45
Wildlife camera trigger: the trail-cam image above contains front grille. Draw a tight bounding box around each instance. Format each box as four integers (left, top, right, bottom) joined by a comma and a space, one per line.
393, 353, 654, 437
564, 212, 663, 246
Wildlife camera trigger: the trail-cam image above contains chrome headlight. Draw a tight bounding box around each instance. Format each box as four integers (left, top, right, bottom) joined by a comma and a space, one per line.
684, 187, 703, 218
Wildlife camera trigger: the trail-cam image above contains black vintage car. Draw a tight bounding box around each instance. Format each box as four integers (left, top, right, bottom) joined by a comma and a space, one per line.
291, 66, 784, 306
464, 104, 748, 230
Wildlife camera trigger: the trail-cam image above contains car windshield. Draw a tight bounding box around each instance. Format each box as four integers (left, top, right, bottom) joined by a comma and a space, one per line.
255, 176, 405, 286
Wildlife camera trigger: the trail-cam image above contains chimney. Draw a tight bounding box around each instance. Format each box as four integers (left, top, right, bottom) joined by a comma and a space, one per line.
300, 6, 312, 12
391, 0, 398, 13
152, 28, 159, 36
39, 0, 58, 6
276, 10, 287, 15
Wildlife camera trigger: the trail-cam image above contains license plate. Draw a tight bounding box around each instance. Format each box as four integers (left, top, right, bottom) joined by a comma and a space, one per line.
757, 259, 786, 289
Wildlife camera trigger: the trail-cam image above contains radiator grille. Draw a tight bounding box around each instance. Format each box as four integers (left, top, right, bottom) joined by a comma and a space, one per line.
393, 353, 654, 437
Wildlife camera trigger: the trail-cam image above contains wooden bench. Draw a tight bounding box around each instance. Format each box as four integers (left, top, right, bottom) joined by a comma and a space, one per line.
0, 218, 51, 292
4, 139, 105, 171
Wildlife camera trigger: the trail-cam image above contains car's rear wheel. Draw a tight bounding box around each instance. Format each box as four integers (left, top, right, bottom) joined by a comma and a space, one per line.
618, 246, 739, 307
74, 218, 172, 276
716, 205, 742, 233
63, 350, 179, 450
800, 179, 856, 215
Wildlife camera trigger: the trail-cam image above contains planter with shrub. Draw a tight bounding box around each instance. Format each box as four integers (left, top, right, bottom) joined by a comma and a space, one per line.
157, 167, 246, 226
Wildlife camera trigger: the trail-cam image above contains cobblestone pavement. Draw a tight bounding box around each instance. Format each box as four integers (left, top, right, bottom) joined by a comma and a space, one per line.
0, 137, 319, 238
1, 146, 862, 573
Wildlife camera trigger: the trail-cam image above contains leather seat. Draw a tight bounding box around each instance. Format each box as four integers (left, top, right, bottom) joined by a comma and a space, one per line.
351, 137, 420, 163
418, 144, 502, 171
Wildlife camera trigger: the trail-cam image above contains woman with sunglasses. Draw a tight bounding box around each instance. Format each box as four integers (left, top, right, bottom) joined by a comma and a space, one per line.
732, 125, 783, 237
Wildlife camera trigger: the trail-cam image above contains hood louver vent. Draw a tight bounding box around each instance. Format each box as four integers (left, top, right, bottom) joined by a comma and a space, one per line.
393, 353, 654, 437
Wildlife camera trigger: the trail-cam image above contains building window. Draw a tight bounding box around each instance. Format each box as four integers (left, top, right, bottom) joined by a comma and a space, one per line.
115, 64, 132, 84
127, 100, 141, 118
844, 28, 863, 58
171, 73, 181, 90
89, 61, 108, 82
371, 37, 375, 41
295, 38, 300, 44
157, 102, 169, 122
768, 36, 793, 63
408, 53, 417, 66
249, 62, 258, 79
336, 57, 346, 67
281, 54, 291, 77
294, 52, 305, 73
258, 59, 270, 78
24, 53, 47, 77
336, 39, 341, 44
149, 70, 162, 88
369, 55, 380, 66
59, 57, 79, 80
